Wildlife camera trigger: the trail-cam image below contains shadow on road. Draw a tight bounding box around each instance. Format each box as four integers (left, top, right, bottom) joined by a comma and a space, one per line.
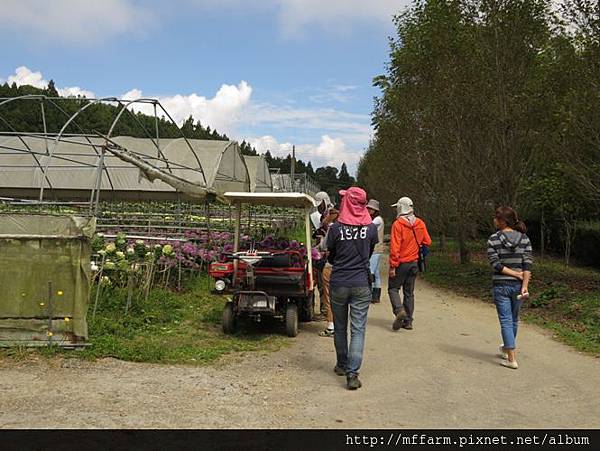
367, 315, 395, 332
438, 343, 497, 365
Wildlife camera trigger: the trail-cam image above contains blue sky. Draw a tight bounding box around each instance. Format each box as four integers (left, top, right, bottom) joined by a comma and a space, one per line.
0, 0, 411, 173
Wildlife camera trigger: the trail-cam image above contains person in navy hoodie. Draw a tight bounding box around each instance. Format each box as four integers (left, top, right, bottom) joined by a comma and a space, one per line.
326, 187, 379, 390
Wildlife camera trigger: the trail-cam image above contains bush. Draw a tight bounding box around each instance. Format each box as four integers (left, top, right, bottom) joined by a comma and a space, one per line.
571, 222, 600, 267
528, 220, 600, 268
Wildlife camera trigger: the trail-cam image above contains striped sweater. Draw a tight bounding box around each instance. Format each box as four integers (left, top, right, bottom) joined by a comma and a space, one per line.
487, 230, 533, 284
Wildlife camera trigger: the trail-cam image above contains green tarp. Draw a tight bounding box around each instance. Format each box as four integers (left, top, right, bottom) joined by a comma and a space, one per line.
0, 214, 95, 346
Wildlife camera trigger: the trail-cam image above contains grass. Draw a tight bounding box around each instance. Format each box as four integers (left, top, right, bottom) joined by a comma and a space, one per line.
422, 241, 600, 356
0, 275, 287, 365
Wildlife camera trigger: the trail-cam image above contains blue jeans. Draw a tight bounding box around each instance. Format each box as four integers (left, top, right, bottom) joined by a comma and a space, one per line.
369, 253, 382, 289
330, 286, 372, 376
493, 282, 523, 350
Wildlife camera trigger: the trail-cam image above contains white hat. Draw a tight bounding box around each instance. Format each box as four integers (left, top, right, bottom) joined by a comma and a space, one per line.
314, 191, 331, 207
391, 197, 414, 215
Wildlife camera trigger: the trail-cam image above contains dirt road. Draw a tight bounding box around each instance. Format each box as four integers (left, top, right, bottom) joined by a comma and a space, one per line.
1, 278, 599, 428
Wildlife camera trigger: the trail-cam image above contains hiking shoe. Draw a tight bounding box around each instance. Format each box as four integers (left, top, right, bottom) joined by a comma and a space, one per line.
371, 288, 381, 303
346, 374, 362, 390
401, 320, 413, 330
501, 360, 518, 370
334, 366, 346, 376
498, 345, 508, 360
392, 310, 407, 330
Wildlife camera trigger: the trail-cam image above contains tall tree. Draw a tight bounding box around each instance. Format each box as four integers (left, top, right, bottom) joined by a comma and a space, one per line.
361, 0, 554, 263
337, 162, 355, 188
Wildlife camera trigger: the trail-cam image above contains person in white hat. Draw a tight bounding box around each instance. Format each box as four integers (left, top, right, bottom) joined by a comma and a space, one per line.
366, 199, 384, 303
311, 191, 332, 230
310, 191, 333, 317
388, 196, 431, 331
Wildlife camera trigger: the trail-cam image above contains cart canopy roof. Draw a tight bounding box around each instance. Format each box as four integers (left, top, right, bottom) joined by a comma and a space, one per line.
223, 192, 316, 208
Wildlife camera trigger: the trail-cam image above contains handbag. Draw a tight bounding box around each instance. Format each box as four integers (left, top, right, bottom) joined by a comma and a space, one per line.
410, 223, 426, 272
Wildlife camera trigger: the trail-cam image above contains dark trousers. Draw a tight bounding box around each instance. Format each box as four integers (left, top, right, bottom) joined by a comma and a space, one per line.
387, 261, 418, 320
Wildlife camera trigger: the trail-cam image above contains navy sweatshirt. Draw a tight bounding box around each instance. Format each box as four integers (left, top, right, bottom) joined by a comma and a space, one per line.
326, 222, 378, 288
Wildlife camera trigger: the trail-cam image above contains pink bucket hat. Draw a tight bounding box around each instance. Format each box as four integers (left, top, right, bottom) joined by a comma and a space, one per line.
337, 187, 372, 226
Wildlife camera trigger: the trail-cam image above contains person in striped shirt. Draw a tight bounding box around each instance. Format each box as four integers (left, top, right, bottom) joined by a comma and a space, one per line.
487, 206, 533, 370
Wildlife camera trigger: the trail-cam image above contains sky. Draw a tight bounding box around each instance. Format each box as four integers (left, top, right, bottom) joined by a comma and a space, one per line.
0, 0, 412, 174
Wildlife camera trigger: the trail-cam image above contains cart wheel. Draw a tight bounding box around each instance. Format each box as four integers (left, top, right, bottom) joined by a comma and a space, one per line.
285, 303, 298, 337
299, 293, 315, 322
222, 303, 236, 334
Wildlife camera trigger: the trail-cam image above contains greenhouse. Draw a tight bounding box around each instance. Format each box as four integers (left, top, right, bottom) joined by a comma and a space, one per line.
243, 155, 273, 192
0, 135, 250, 203
271, 172, 319, 196
0, 96, 318, 347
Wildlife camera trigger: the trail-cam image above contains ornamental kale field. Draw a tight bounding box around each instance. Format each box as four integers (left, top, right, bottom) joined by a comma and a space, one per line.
0, 200, 310, 364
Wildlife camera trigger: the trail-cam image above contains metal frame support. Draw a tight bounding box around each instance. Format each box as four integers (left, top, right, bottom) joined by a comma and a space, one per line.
232, 201, 242, 282
304, 206, 314, 291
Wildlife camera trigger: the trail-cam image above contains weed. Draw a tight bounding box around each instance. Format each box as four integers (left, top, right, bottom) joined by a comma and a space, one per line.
1, 275, 287, 365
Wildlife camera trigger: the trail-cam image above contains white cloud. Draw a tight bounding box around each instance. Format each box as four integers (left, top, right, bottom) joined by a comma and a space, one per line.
249, 134, 362, 173
0, 0, 406, 45
187, 0, 409, 37
57, 86, 96, 98
5, 66, 47, 89
276, 0, 408, 37
248, 102, 371, 136
124, 81, 253, 136
2, 67, 252, 137
121, 89, 144, 101
3, 66, 96, 98
0, 0, 154, 45
309, 84, 360, 104
251, 135, 293, 156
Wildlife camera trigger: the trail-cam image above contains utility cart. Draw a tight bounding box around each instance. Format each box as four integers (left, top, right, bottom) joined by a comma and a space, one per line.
208, 192, 317, 337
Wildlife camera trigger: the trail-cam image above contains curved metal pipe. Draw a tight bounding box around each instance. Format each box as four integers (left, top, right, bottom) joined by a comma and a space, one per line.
39, 97, 119, 202
154, 102, 207, 187
106, 98, 178, 177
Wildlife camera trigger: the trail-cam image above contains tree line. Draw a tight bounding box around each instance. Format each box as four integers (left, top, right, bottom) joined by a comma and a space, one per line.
358, 0, 600, 265
0, 82, 353, 194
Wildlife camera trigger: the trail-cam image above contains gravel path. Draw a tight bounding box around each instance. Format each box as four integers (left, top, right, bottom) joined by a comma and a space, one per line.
1, 277, 599, 428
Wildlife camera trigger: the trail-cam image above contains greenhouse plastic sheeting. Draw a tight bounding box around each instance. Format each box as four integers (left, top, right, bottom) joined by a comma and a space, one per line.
0, 136, 250, 201
243, 155, 273, 193
0, 214, 95, 346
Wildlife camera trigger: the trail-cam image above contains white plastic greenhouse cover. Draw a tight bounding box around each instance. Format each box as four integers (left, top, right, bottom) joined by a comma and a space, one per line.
271, 173, 293, 192
0, 136, 250, 200
243, 155, 273, 193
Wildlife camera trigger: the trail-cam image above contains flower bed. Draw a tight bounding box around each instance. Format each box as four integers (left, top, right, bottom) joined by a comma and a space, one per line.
91, 231, 318, 291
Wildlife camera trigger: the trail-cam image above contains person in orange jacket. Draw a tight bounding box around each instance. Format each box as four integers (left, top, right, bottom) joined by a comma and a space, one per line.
388, 197, 431, 331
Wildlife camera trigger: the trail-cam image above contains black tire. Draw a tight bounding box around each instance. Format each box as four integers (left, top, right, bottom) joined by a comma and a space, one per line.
299, 293, 315, 322
285, 303, 299, 337
222, 303, 236, 334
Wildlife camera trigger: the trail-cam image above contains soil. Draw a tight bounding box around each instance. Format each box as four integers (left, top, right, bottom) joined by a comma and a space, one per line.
1, 277, 599, 428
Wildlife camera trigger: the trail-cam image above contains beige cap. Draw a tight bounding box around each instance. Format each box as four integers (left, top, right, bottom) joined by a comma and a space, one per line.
391, 197, 414, 215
